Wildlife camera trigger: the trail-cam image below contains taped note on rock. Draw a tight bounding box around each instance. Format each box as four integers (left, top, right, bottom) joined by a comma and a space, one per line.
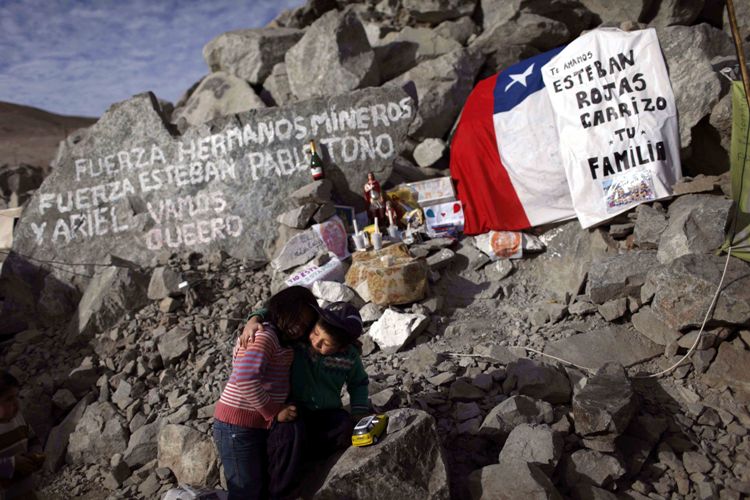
542, 28, 681, 228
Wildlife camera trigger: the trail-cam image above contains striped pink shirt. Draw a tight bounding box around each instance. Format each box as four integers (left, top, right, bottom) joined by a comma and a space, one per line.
214, 325, 294, 429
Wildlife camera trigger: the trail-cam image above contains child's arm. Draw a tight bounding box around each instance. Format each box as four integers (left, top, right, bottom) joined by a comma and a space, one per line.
346, 353, 370, 417
232, 308, 268, 358
235, 331, 287, 421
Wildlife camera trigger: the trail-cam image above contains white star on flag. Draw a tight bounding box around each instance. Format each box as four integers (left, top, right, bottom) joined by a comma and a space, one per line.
504, 63, 535, 92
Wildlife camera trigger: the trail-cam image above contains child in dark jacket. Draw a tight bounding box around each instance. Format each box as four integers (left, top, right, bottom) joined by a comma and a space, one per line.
291, 301, 369, 457
239, 301, 370, 465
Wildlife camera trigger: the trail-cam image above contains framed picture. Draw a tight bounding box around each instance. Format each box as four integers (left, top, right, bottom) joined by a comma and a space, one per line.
333, 205, 356, 233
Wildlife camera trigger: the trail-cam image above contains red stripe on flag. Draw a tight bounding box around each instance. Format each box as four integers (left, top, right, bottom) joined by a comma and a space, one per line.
450, 74, 530, 234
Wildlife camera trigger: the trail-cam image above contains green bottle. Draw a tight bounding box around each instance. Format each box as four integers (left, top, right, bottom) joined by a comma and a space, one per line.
309, 140, 324, 181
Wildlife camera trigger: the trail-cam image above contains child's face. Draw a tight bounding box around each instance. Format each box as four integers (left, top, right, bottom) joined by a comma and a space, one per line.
309, 323, 343, 356
0, 388, 19, 422
286, 307, 317, 341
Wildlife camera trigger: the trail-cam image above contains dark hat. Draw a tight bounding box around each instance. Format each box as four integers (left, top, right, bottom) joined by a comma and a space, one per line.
313, 301, 363, 340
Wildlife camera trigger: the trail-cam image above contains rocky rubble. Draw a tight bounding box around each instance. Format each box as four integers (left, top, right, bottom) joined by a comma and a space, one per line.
6, 172, 746, 500
2, 0, 749, 499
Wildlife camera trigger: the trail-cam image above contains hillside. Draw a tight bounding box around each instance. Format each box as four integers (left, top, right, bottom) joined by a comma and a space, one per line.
0, 101, 96, 168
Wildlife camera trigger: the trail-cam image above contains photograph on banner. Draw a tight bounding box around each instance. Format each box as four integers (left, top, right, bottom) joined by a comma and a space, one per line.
541, 27, 682, 228
312, 215, 351, 260
475, 230, 523, 260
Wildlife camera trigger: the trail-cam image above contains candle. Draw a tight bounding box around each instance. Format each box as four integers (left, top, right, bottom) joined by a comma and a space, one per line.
388, 210, 394, 226
353, 219, 360, 235
371, 231, 383, 250
353, 232, 366, 251
374, 217, 380, 233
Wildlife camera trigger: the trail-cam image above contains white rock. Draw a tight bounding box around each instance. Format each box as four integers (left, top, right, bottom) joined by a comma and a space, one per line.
413, 138, 448, 168
312, 281, 358, 304
368, 309, 429, 351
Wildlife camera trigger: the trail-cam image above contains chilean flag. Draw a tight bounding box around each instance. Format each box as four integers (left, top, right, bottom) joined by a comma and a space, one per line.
450, 47, 575, 235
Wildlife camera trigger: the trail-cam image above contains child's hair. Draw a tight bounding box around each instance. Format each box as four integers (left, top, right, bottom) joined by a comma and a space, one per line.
314, 302, 364, 352
316, 318, 351, 349
266, 286, 318, 343
0, 371, 20, 397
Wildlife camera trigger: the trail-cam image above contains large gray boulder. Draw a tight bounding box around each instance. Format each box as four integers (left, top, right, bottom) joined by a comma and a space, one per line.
506, 359, 571, 404
644, 254, 750, 330
313, 409, 449, 499
579, 0, 649, 23
658, 24, 735, 151
476, 13, 570, 53
172, 72, 266, 130
375, 27, 462, 82
402, 0, 476, 23
158, 424, 219, 486
67, 402, 129, 465
147, 266, 184, 300
572, 363, 637, 452
11, 87, 414, 281
468, 461, 562, 500
633, 204, 668, 249
544, 326, 662, 370
479, 395, 554, 441
156, 326, 195, 366
656, 194, 733, 264
262, 63, 294, 107
389, 48, 483, 140
434, 17, 478, 45
649, 0, 705, 28
202, 28, 304, 85
286, 10, 379, 101
0, 253, 80, 330
481, 0, 592, 35
631, 306, 681, 345
123, 420, 161, 468
498, 424, 563, 476
525, 221, 615, 301
586, 251, 660, 304
44, 394, 93, 472
71, 257, 149, 338
704, 341, 750, 403
562, 449, 626, 489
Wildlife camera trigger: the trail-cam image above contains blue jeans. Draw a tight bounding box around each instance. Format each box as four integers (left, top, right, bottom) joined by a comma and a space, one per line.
213, 420, 268, 500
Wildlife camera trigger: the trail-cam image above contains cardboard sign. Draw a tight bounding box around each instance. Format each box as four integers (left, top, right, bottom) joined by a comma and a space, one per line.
542, 28, 681, 228
284, 256, 346, 289
424, 201, 464, 230
406, 177, 456, 206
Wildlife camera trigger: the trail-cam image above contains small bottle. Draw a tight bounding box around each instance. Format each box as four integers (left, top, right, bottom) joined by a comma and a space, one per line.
309, 140, 324, 181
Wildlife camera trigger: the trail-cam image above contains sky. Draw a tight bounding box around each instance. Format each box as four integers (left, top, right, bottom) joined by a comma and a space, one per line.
0, 0, 305, 117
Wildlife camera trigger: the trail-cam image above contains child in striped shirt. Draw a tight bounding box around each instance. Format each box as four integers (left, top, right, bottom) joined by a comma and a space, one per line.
213, 286, 318, 500
240, 302, 370, 466
0, 371, 44, 500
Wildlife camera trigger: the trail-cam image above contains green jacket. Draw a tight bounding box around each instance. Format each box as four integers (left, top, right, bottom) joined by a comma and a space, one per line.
245, 307, 370, 414
290, 343, 370, 415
